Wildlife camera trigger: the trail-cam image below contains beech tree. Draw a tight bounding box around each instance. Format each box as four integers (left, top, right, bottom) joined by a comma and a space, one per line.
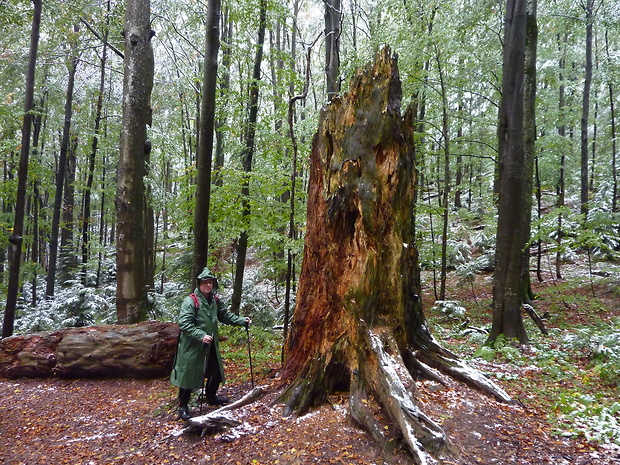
116, 0, 153, 323
488, 0, 530, 344
280, 48, 510, 464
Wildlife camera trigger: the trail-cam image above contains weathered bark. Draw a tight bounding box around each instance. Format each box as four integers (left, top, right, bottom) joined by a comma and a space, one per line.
116, 0, 153, 323
0, 321, 178, 379
279, 48, 510, 465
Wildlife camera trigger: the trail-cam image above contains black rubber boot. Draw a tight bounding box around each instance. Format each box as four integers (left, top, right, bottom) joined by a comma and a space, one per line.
178, 405, 191, 421
178, 388, 192, 420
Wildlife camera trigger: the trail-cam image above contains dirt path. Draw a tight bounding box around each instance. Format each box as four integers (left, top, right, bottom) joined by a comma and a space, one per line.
1, 375, 618, 464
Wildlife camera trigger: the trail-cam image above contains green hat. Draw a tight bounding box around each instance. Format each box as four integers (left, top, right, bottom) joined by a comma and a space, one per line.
197, 267, 219, 289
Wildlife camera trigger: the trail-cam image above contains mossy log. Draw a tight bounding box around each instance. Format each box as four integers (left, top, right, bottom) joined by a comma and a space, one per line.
278, 47, 511, 464
0, 321, 178, 379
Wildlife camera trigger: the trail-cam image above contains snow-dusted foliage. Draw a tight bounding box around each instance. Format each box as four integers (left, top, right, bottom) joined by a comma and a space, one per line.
15, 280, 114, 333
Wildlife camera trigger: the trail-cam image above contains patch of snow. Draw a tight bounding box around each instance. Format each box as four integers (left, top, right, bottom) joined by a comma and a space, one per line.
65, 432, 119, 443
295, 409, 321, 423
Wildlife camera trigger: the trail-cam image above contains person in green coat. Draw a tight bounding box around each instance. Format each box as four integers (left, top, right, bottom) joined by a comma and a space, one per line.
171, 267, 251, 420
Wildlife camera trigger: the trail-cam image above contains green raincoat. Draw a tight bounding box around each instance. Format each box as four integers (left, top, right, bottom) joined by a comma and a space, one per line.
170, 268, 247, 390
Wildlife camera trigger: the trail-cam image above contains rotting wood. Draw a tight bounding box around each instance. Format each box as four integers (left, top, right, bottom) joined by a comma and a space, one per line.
277, 46, 513, 464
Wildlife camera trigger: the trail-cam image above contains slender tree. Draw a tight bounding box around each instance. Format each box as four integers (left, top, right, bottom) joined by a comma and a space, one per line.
324, 0, 341, 101
519, 0, 538, 303
192, 0, 221, 281
3, 0, 42, 337
46, 25, 80, 297
230, 0, 267, 314
580, 0, 595, 215
82, 1, 111, 277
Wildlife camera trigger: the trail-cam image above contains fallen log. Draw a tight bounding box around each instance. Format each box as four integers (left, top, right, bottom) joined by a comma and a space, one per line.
0, 321, 178, 379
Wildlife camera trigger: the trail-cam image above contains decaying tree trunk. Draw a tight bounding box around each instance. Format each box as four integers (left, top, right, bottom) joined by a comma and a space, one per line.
279, 47, 511, 464
0, 321, 177, 379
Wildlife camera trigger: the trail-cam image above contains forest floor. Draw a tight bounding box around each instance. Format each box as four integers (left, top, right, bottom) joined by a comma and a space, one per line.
1, 265, 619, 464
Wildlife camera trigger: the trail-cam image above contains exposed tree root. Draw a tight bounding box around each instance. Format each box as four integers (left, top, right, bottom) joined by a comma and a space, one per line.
173, 385, 267, 437
350, 329, 450, 465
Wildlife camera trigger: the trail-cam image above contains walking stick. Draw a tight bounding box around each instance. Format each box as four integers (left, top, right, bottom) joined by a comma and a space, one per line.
245, 322, 254, 387
199, 338, 212, 415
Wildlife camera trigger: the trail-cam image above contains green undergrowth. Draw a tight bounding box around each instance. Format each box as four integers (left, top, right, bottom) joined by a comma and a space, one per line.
427, 278, 620, 446
218, 325, 283, 384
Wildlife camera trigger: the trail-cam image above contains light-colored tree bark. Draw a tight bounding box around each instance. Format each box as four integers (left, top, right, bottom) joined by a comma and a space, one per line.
116, 0, 153, 323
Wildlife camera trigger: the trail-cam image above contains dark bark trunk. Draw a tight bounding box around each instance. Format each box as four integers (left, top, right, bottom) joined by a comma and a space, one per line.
82, 2, 110, 275
116, 0, 153, 323
230, 0, 267, 314
605, 30, 618, 212
556, 33, 568, 280
59, 135, 78, 281
279, 49, 511, 464
519, 0, 537, 304
214, 8, 233, 187
192, 0, 221, 281
580, 0, 594, 216
489, 0, 529, 344
3, 0, 42, 337
46, 27, 79, 297
324, 0, 341, 101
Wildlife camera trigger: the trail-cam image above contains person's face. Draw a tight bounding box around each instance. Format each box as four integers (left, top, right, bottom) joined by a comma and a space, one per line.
199, 278, 214, 295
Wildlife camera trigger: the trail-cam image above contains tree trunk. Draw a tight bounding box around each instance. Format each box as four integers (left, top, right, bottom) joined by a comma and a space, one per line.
324, 0, 341, 101
605, 30, 618, 213
488, 0, 529, 344
519, 0, 538, 304
46, 27, 79, 297
59, 135, 79, 282
435, 47, 451, 301
279, 48, 511, 464
580, 0, 594, 216
0, 321, 178, 379
82, 2, 110, 276
556, 33, 567, 280
116, 0, 153, 323
3, 0, 42, 338
230, 0, 267, 314
192, 0, 221, 281
214, 8, 233, 187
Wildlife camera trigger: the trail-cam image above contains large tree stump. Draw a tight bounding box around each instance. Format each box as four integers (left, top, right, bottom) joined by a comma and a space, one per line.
0, 321, 178, 378
279, 47, 510, 464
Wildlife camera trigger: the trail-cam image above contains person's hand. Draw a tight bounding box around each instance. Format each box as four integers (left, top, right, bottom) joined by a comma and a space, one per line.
202, 334, 213, 344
